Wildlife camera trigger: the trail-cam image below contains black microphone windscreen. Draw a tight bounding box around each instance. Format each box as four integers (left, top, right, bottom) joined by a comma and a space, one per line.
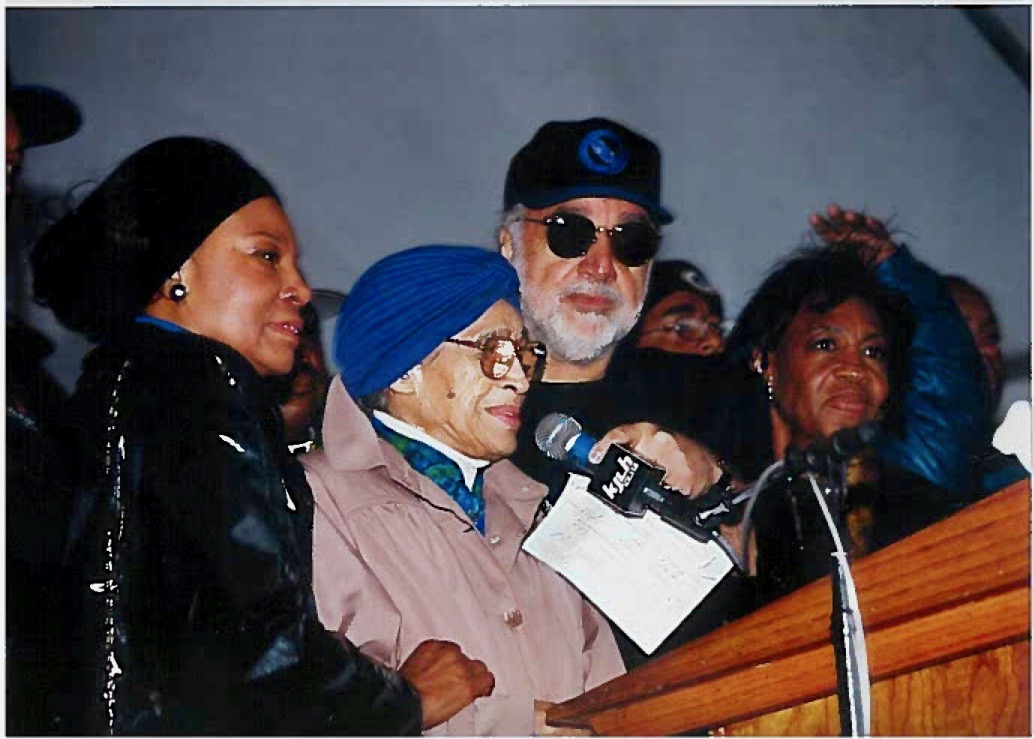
857, 420, 881, 444
830, 421, 882, 458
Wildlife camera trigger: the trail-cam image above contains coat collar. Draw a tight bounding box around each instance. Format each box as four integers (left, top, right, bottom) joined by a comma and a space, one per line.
322, 377, 477, 531
321, 376, 548, 541
322, 376, 386, 473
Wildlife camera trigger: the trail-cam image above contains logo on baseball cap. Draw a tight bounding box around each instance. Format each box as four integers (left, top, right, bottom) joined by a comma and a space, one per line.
503, 117, 674, 225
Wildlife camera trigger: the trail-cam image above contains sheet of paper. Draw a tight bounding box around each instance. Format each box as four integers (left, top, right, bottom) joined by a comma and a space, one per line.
522, 474, 734, 654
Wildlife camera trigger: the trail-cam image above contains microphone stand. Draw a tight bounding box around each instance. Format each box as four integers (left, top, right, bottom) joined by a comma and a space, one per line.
804, 457, 871, 737
741, 424, 878, 735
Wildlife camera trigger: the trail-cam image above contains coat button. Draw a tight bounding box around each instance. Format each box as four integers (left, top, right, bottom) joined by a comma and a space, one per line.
503, 609, 523, 628
489, 534, 502, 546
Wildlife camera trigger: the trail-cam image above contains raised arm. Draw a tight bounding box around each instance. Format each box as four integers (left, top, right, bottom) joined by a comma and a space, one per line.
809, 203, 986, 494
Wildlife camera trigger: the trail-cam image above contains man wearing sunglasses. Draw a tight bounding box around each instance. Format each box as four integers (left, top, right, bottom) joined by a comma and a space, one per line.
498, 119, 724, 494
498, 118, 754, 671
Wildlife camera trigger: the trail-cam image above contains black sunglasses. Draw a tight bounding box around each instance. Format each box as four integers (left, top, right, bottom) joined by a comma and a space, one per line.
444, 335, 547, 382
520, 212, 660, 267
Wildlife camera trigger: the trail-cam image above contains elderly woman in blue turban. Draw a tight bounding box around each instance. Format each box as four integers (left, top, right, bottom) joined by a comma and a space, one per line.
303, 245, 626, 736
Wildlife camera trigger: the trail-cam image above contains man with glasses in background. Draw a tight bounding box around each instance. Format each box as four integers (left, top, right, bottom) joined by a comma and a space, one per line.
632, 259, 726, 357
606, 257, 730, 447
497, 118, 751, 670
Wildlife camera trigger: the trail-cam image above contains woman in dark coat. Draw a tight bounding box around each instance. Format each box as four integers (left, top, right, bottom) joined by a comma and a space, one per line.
30, 137, 491, 734
698, 248, 960, 606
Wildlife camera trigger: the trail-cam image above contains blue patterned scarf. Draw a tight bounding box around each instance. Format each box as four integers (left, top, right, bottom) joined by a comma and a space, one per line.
371, 415, 486, 534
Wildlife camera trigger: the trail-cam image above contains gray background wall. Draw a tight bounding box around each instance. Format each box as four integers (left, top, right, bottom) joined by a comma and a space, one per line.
7, 5, 1031, 418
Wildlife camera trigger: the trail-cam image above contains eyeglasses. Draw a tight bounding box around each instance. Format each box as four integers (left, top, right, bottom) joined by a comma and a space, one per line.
520, 212, 660, 267
642, 316, 724, 342
444, 335, 547, 382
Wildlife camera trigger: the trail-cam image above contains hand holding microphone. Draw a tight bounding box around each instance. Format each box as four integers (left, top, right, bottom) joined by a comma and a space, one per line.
536, 413, 722, 498
589, 423, 723, 497
535, 414, 743, 538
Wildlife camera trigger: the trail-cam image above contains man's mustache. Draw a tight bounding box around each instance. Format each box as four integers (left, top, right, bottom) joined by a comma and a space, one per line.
558, 281, 624, 305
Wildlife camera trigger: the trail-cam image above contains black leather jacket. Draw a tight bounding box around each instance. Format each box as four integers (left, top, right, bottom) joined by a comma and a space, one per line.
62, 321, 421, 735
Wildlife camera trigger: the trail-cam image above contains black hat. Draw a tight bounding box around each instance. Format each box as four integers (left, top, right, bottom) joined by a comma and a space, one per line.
503, 117, 673, 224
8, 84, 82, 149
31, 136, 277, 341
644, 259, 723, 320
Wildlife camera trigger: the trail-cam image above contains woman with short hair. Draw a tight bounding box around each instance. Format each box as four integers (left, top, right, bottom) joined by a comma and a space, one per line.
703, 248, 956, 604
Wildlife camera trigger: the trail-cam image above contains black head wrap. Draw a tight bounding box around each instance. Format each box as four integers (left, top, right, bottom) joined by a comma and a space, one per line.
31, 136, 277, 341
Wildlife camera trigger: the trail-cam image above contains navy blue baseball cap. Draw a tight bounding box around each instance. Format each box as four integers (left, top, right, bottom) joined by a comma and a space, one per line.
503, 117, 674, 225
8, 84, 81, 149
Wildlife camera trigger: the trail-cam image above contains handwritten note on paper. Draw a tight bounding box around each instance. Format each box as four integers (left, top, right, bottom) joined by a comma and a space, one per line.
522, 474, 733, 654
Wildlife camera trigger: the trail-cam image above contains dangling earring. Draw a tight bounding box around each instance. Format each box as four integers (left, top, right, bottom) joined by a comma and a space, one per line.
169, 271, 188, 303
751, 355, 774, 404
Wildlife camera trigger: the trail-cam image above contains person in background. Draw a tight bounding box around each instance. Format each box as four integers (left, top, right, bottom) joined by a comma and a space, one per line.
271, 302, 331, 454
6, 75, 83, 736
943, 275, 1029, 492
31, 137, 489, 734
6, 76, 81, 196
943, 276, 1005, 420
497, 117, 747, 670
632, 258, 725, 356
607, 257, 728, 443
711, 248, 956, 604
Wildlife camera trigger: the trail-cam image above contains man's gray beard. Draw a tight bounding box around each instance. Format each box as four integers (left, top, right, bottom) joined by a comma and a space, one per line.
518, 278, 643, 365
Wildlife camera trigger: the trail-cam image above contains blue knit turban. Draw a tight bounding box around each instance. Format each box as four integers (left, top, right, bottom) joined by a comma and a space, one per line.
334, 245, 522, 399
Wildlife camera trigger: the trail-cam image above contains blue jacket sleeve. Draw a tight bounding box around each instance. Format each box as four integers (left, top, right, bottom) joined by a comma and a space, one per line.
872, 245, 988, 495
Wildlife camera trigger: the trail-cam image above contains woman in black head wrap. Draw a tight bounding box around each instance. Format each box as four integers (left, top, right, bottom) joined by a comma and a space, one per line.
32, 137, 489, 734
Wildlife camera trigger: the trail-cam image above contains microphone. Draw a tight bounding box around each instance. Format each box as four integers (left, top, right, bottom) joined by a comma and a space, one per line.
534, 413, 744, 539
535, 412, 599, 471
535, 412, 667, 515
784, 421, 881, 474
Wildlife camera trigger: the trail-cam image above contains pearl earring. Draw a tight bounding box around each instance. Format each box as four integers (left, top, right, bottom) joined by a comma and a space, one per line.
168, 271, 188, 303
170, 283, 188, 302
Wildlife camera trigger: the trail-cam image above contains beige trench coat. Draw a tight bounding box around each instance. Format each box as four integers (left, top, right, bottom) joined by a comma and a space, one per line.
304, 379, 625, 736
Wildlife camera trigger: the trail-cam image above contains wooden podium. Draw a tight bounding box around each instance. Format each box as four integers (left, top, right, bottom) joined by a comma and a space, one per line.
547, 479, 1031, 736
